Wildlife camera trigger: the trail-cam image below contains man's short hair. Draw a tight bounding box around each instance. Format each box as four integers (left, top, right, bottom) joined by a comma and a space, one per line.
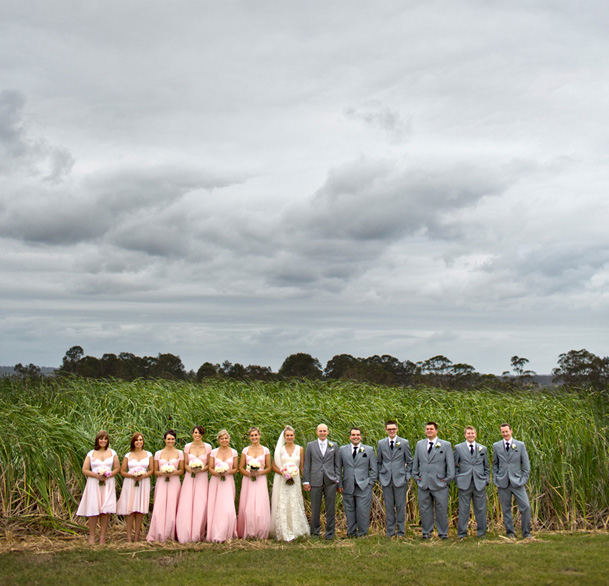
350, 427, 362, 435
426, 422, 438, 430
385, 420, 398, 428
464, 425, 476, 433
500, 423, 512, 430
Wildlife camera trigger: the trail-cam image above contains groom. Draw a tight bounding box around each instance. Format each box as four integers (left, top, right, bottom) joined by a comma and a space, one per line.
303, 424, 341, 539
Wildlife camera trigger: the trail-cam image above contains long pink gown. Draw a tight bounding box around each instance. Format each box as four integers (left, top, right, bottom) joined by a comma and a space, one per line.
206, 448, 238, 543
77, 449, 117, 516
176, 442, 212, 543
146, 450, 183, 542
237, 446, 271, 539
117, 451, 152, 515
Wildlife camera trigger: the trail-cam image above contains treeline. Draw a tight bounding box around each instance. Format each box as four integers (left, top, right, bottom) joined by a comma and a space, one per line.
10, 346, 609, 391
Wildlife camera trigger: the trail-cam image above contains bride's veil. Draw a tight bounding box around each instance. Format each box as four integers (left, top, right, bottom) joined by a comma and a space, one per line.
269, 429, 286, 537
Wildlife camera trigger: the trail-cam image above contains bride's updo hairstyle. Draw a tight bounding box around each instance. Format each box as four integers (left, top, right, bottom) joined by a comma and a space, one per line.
283, 425, 295, 436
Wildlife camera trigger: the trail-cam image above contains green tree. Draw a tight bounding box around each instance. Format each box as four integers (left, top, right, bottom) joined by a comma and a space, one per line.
279, 353, 323, 380
552, 349, 609, 390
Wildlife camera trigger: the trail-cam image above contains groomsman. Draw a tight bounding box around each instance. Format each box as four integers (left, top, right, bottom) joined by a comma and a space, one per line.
493, 423, 531, 538
303, 424, 341, 539
412, 422, 454, 539
338, 428, 378, 537
377, 420, 412, 537
454, 426, 489, 538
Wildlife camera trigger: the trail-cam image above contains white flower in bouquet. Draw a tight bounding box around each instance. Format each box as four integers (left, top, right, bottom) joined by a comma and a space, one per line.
280, 462, 299, 485
97, 465, 112, 485
190, 459, 205, 478
215, 461, 229, 481
131, 466, 146, 487
161, 463, 176, 482
247, 459, 262, 481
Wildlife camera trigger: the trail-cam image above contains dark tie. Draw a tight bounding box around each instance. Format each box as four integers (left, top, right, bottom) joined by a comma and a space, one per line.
352, 446, 357, 459
390, 440, 394, 450
505, 442, 510, 452
428, 442, 433, 454
470, 444, 474, 455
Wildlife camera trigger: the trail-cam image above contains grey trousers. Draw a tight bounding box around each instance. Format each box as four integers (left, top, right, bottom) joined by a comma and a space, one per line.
382, 484, 407, 536
457, 482, 487, 537
342, 485, 373, 537
310, 482, 337, 538
417, 486, 449, 537
498, 484, 531, 537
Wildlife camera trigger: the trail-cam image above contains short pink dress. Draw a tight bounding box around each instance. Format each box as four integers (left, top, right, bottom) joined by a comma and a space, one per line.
117, 451, 152, 515
77, 449, 117, 517
237, 446, 271, 539
146, 450, 183, 542
206, 448, 238, 543
176, 442, 212, 543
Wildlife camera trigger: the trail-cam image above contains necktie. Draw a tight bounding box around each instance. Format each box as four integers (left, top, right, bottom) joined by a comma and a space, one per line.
390, 440, 394, 450
470, 444, 474, 455
428, 442, 433, 454
352, 446, 357, 459
320, 442, 326, 456
505, 442, 510, 452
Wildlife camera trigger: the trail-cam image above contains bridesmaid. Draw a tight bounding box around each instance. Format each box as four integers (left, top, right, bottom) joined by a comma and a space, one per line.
237, 426, 272, 539
76, 430, 120, 545
117, 432, 153, 542
146, 429, 184, 542
176, 425, 212, 543
206, 429, 239, 542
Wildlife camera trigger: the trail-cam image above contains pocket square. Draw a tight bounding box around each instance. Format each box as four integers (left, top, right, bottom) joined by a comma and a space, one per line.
363, 453, 368, 458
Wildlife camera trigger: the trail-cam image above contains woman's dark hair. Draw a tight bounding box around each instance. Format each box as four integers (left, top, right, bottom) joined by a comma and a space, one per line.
163, 429, 177, 440
94, 430, 110, 450
192, 425, 205, 436
130, 432, 144, 451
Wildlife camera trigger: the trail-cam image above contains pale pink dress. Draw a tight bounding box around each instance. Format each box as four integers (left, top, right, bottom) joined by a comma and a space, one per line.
206, 448, 238, 543
77, 449, 117, 517
146, 450, 183, 542
176, 442, 212, 543
117, 451, 152, 515
237, 446, 271, 539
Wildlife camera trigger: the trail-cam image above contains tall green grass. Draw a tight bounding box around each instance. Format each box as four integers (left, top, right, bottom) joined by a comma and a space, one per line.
1, 377, 608, 533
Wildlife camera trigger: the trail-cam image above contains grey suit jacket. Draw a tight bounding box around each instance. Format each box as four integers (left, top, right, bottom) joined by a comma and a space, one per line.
377, 436, 412, 488
412, 438, 455, 491
492, 439, 530, 489
454, 442, 490, 491
338, 444, 378, 494
302, 440, 340, 487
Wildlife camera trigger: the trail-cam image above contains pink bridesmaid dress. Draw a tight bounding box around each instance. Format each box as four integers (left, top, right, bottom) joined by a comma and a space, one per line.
206, 448, 238, 543
176, 442, 212, 543
117, 451, 152, 515
77, 449, 117, 517
146, 450, 183, 542
237, 446, 271, 539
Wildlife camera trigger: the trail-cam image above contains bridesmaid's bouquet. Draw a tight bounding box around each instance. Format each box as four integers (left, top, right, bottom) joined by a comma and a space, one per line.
131, 467, 146, 487
280, 462, 299, 485
97, 465, 112, 486
190, 459, 205, 478
215, 461, 229, 481
161, 464, 176, 482
247, 460, 261, 481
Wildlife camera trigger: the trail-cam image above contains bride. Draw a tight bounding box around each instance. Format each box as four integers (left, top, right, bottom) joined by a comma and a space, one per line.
269, 425, 310, 541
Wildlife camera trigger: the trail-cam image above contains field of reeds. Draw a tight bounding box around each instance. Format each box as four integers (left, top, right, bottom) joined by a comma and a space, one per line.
1, 377, 608, 536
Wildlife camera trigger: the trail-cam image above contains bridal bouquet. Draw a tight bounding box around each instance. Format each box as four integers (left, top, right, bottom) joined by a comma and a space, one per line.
131, 466, 146, 487
280, 462, 299, 485
190, 459, 205, 478
161, 463, 176, 482
247, 460, 261, 481
215, 461, 229, 481
97, 465, 112, 485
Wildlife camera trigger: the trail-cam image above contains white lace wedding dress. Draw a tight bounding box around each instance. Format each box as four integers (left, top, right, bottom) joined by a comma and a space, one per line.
269, 442, 310, 541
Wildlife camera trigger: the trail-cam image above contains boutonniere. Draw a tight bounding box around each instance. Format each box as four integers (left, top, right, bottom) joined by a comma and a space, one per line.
328, 442, 334, 448
511, 444, 517, 451
434, 442, 441, 449
359, 446, 365, 454
396, 442, 401, 448
478, 446, 484, 453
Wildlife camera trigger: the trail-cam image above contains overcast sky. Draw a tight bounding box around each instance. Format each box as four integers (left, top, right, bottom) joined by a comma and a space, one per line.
1, 1, 608, 375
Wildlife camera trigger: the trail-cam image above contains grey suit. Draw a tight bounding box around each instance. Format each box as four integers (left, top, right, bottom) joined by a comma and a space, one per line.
412, 438, 454, 537
492, 439, 531, 538
303, 440, 340, 538
377, 436, 412, 536
338, 443, 378, 537
454, 441, 489, 537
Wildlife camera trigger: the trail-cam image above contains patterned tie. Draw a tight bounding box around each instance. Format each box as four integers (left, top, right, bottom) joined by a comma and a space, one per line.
470, 444, 474, 455
352, 445, 357, 459
390, 440, 394, 450
428, 441, 433, 454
